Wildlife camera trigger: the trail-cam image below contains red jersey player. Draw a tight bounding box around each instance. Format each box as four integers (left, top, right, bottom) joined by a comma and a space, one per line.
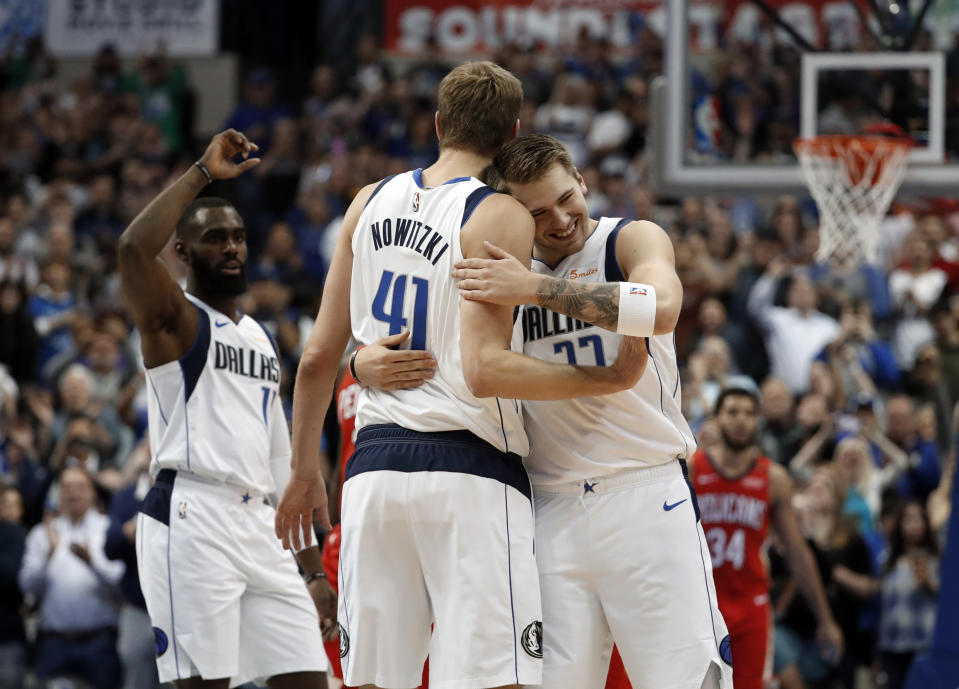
689, 381, 843, 689
320, 364, 360, 681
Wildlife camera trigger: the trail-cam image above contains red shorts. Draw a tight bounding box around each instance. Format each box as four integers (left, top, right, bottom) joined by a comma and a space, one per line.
605, 646, 630, 689
321, 527, 344, 680
602, 600, 770, 689
725, 601, 772, 689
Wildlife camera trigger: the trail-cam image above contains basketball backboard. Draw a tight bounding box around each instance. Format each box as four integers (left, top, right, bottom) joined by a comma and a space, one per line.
651, 0, 959, 197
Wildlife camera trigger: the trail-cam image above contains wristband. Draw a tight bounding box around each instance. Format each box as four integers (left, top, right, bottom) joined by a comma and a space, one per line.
193, 160, 213, 185
348, 345, 365, 384
304, 571, 327, 585
616, 282, 657, 337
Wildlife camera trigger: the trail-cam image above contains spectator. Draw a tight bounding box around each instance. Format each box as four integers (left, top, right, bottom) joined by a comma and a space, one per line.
889, 231, 948, 368
905, 341, 953, 452
819, 299, 900, 398
17, 466, 124, 689
533, 72, 595, 167
302, 64, 339, 121
285, 185, 334, 283
779, 465, 878, 689
757, 377, 804, 464
75, 174, 124, 248
931, 297, 959, 412
683, 335, 735, 424
0, 412, 49, 528
350, 33, 390, 98
104, 441, 162, 689
0, 280, 38, 385
0, 216, 38, 289
0, 486, 26, 689
41, 364, 131, 488
123, 54, 188, 154
834, 434, 909, 534
885, 394, 941, 500
29, 259, 77, 382
788, 393, 836, 479
224, 68, 291, 153
748, 258, 840, 395
81, 328, 135, 410
253, 117, 303, 222
878, 501, 940, 689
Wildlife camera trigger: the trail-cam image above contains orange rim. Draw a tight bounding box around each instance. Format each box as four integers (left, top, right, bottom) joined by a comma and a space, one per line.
793, 134, 913, 158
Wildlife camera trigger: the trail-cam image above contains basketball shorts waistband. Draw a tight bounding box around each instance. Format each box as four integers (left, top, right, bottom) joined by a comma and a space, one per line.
532, 458, 687, 496
154, 469, 267, 503
346, 424, 532, 500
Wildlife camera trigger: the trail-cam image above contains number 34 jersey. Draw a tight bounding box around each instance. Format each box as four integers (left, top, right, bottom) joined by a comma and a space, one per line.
521, 217, 695, 488
690, 449, 772, 613
350, 170, 529, 456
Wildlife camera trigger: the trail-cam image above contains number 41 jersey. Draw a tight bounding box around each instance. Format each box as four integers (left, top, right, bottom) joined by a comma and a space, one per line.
350, 169, 529, 456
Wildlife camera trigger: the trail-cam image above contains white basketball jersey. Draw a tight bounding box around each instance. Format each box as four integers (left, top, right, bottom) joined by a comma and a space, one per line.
521, 217, 695, 488
350, 169, 528, 456
145, 294, 288, 493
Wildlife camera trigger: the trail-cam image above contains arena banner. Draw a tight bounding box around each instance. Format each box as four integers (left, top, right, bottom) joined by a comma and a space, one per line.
383, 0, 932, 54
44, 0, 219, 57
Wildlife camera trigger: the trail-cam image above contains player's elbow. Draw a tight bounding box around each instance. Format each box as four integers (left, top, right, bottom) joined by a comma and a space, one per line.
296, 346, 335, 381
653, 289, 682, 335
117, 235, 149, 272
461, 348, 504, 398
462, 362, 495, 398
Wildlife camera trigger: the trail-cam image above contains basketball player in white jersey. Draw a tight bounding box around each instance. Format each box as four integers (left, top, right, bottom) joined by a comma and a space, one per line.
275, 63, 647, 689
439, 134, 733, 689
118, 130, 332, 689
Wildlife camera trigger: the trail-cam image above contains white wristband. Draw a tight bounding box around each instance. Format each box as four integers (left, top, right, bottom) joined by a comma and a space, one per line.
616, 282, 657, 337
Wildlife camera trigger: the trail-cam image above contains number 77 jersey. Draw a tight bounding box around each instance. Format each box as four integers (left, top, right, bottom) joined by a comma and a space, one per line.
349, 170, 529, 456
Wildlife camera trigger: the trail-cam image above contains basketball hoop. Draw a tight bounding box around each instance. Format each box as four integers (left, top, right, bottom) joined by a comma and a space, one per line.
794, 135, 912, 265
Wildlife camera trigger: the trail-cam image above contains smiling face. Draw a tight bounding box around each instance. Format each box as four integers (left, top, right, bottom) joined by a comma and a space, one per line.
508, 162, 593, 266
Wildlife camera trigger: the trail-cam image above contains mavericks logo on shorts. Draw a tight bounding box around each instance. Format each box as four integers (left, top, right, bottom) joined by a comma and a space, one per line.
338, 623, 349, 658
153, 627, 169, 657
521, 621, 543, 658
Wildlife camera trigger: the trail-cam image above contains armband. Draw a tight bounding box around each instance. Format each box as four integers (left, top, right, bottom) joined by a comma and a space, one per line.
304, 571, 327, 585
193, 160, 213, 185
616, 283, 657, 337
349, 345, 365, 385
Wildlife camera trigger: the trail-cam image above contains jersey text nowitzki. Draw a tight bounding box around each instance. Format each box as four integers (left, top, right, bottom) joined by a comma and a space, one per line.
350, 170, 528, 455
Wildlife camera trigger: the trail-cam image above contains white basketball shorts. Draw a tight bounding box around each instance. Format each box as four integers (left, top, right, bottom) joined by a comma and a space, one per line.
532, 460, 733, 689
338, 424, 542, 689
137, 470, 328, 686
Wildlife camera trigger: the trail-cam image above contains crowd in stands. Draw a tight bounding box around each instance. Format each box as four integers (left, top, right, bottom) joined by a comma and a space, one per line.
0, 20, 956, 689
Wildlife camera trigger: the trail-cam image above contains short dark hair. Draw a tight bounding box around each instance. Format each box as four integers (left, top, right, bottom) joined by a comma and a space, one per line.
176, 197, 234, 238
714, 387, 759, 415
492, 134, 576, 191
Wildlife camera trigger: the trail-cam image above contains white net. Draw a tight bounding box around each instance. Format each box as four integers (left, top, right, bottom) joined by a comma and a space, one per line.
794, 135, 911, 265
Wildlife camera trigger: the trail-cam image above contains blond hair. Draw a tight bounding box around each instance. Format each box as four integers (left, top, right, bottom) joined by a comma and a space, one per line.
437, 61, 523, 158
491, 134, 577, 191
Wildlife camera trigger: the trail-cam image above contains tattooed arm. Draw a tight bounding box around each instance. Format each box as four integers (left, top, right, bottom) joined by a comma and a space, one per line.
454, 220, 682, 336
533, 277, 621, 330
